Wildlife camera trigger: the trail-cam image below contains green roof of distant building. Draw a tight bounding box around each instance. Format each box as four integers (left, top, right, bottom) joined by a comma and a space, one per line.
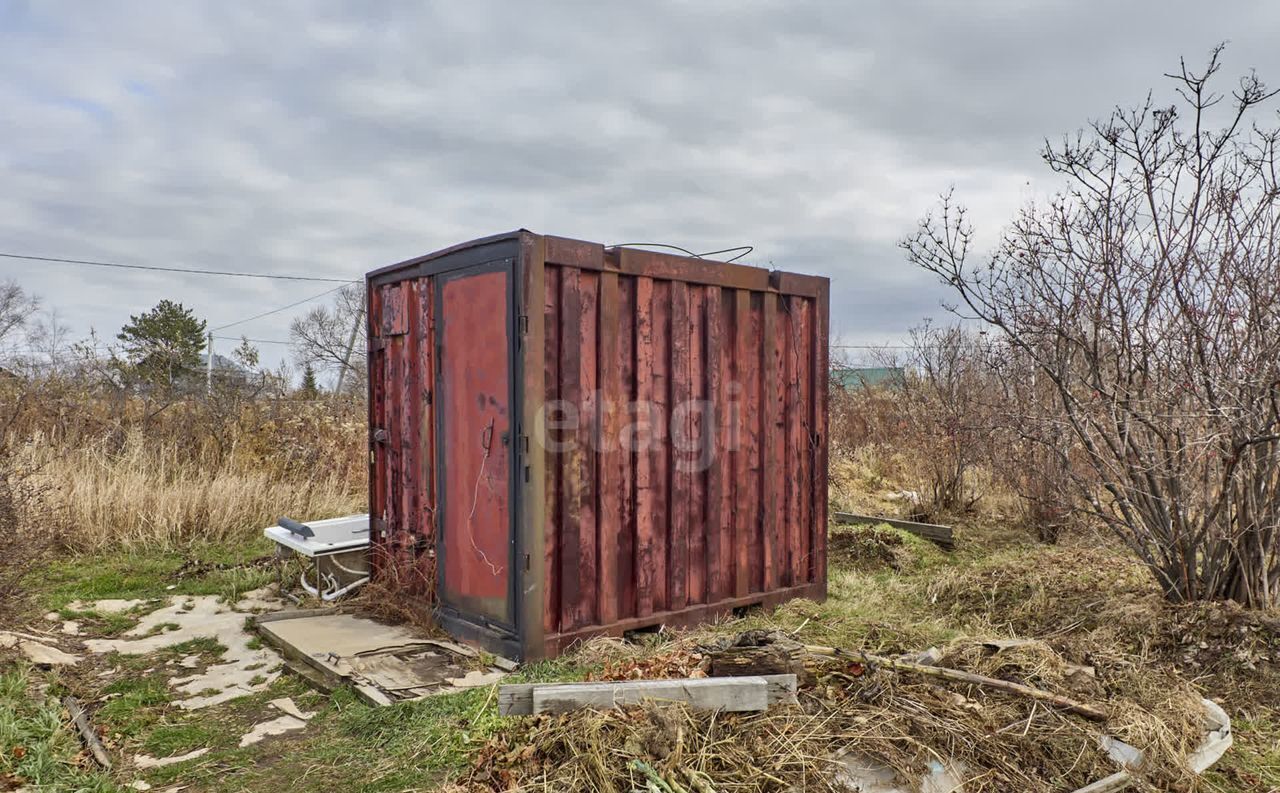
831, 366, 904, 389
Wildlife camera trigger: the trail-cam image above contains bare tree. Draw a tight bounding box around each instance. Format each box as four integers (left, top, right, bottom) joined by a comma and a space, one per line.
289, 285, 365, 394
26, 307, 71, 373
879, 324, 995, 514
985, 341, 1081, 543
904, 46, 1280, 606
0, 280, 39, 358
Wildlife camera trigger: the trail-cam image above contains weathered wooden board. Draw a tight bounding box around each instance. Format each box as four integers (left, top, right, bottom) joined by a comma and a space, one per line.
499, 673, 797, 716
832, 512, 955, 550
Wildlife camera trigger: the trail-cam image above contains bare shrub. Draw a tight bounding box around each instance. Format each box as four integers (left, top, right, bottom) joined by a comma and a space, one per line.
905, 47, 1280, 606
888, 324, 996, 515
829, 330, 999, 519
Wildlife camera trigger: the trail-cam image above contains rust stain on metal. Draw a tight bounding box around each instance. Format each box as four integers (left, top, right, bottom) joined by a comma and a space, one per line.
368, 231, 829, 659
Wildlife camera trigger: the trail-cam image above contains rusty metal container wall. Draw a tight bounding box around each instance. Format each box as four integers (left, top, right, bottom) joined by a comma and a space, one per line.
531, 239, 829, 656
367, 277, 437, 597
367, 231, 829, 660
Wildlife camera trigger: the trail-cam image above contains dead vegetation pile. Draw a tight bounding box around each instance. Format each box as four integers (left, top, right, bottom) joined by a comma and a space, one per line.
926, 543, 1280, 707
827, 523, 938, 572
459, 636, 1209, 792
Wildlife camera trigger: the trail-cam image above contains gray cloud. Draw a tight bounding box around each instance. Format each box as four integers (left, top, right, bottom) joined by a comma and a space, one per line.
2, 0, 1279, 368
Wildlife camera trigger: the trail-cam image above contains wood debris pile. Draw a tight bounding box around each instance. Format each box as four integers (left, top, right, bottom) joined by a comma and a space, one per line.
457, 631, 1217, 792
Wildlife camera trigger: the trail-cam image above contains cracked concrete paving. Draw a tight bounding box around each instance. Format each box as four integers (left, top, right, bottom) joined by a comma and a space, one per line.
83, 587, 286, 710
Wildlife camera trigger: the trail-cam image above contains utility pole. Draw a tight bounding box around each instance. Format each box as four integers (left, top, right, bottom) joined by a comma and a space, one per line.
335, 293, 365, 396
206, 331, 214, 395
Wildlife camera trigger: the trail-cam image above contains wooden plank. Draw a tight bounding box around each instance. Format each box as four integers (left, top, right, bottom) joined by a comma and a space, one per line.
831, 512, 955, 550
64, 696, 111, 769
500, 674, 797, 716
760, 292, 780, 592
668, 281, 690, 611
704, 286, 724, 602
598, 271, 621, 626
558, 268, 584, 630
634, 276, 656, 618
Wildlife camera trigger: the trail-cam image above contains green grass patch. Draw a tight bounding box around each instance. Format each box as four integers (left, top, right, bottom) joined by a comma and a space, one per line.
140, 720, 221, 757
34, 538, 274, 611
1206, 714, 1280, 790
98, 675, 172, 738
165, 637, 227, 657
0, 665, 120, 792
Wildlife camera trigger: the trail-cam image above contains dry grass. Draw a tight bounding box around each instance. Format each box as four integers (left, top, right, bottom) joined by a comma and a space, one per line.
30, 431, 361, 550
459, 637, 1208, 793
1, 380, 365, 551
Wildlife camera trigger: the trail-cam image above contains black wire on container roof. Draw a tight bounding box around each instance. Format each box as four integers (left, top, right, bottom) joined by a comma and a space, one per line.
609, 243, 754, 263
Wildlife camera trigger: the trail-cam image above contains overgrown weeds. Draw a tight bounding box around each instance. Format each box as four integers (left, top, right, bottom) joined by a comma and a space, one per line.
459, 637, 1208, 792
0, 665, 118, 792
0, 378, 364, 551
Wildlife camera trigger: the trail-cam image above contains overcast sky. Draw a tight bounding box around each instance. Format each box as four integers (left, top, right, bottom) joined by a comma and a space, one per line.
3, 1, 1279, 371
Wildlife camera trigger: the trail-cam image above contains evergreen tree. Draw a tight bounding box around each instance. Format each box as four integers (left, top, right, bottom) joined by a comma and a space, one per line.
299, 363, 320, 398
115, 300, 207, 390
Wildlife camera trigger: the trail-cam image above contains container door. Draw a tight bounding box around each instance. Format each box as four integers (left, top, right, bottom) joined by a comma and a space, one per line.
435, 260, 515, 628
369, 279, 435, 593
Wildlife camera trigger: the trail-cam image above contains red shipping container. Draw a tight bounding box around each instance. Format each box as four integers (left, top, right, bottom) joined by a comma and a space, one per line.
367, 231, 829, 659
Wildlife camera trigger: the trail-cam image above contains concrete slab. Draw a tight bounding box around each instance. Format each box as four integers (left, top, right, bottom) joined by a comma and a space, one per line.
134, 748, 209, 769
69, 598, 147, 614
256, 612, 508, 705
259, 613, 425, 660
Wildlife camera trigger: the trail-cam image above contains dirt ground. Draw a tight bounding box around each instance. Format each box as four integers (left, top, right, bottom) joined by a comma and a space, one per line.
2, 518, 1277, 791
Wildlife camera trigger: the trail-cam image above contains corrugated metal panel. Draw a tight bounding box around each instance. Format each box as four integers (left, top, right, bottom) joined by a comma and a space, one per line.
368, 231, 829, 660
535, 243, 827, 653
368, 277, 436, 597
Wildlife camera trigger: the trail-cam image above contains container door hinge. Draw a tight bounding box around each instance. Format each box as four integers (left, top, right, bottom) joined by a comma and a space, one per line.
372, 518, 388, 538
370, 337, 387, 352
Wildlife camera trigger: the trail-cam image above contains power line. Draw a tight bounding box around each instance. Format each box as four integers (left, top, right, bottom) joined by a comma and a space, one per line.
609, 243, 754, 263
0, 251, 356, 283
212, 283, 350, 331
212, 335, 291, 345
